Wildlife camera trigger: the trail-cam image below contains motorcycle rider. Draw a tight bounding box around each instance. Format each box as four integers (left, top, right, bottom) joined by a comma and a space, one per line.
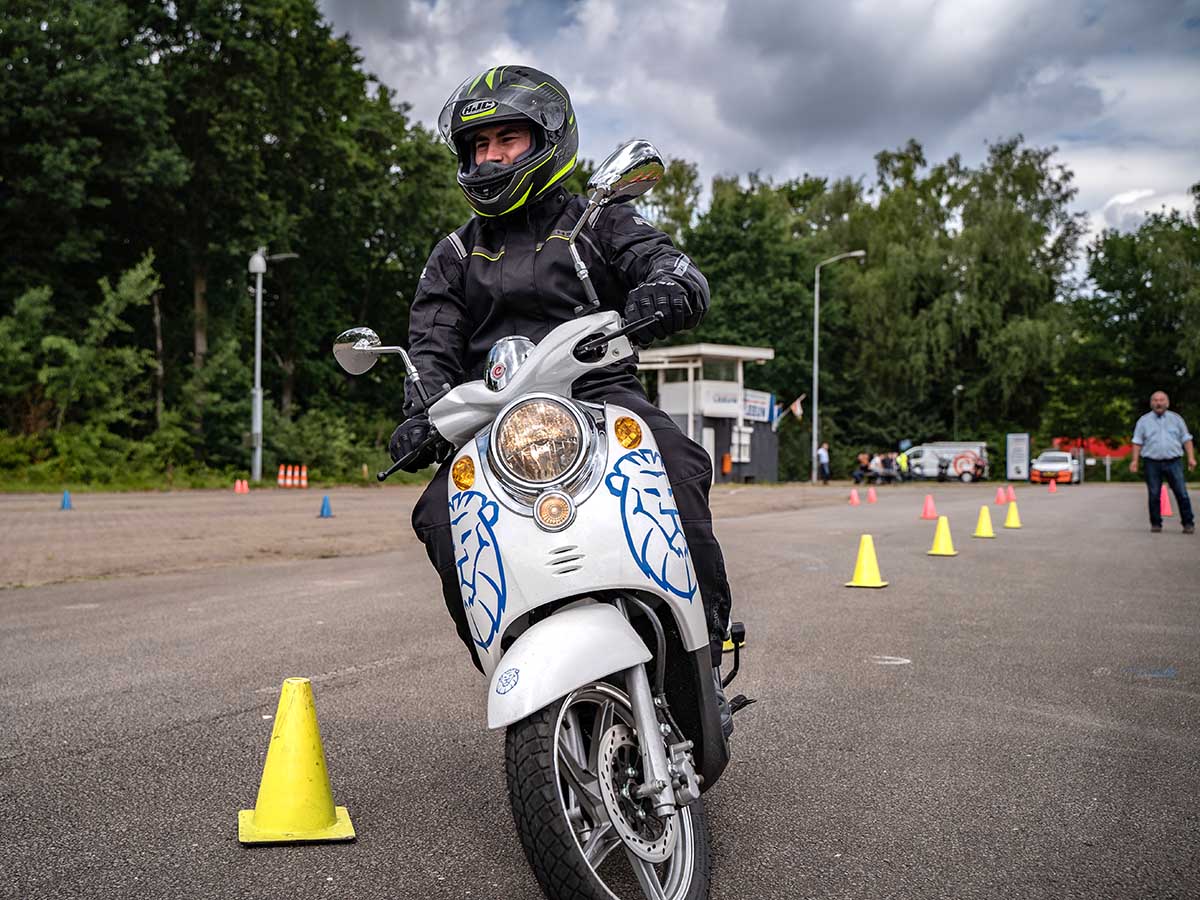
390, 66, 734, 731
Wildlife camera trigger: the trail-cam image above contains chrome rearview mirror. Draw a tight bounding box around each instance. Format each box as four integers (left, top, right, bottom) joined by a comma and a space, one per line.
568, 140, 664, 313
333, 327, 383, 375
586, 140, 664, 205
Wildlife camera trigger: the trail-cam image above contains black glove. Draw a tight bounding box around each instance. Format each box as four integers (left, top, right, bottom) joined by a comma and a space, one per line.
388, 415, 439, 472
624, 278, 694, 342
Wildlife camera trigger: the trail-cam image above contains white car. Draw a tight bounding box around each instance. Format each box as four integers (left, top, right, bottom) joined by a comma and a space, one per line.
1030, 450, 1080, 484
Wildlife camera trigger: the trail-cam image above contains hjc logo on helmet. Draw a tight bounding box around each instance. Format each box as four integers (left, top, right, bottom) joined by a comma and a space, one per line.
460, 99, 497, 118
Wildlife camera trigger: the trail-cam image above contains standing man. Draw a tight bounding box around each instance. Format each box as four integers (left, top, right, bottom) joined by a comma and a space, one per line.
817, 441, 831, 484
1130, 390, 1195, 534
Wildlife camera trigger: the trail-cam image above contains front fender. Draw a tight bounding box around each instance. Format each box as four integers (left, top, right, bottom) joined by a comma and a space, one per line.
487, 603, 651, 730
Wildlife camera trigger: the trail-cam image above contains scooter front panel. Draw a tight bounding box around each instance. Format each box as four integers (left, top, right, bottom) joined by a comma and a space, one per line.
448, 404, 710, 677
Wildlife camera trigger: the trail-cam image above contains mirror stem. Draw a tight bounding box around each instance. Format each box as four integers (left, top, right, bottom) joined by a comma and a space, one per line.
568, 198, 603, 314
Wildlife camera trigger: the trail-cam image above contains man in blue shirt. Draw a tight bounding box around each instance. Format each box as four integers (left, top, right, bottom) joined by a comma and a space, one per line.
1130, 390, 1196, 533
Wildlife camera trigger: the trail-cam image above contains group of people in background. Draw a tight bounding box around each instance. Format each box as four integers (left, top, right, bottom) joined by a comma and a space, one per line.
816, 443, 909, 486
851, 450, 906, 485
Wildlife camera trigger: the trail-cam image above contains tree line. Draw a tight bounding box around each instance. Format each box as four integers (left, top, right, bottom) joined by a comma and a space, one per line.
2, 0, 1197, 487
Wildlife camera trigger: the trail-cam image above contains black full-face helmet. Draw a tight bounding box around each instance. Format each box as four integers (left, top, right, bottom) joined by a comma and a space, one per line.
438, 66, 578, 218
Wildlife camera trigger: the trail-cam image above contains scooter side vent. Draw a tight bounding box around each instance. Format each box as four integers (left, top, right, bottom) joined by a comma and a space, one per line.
547, 545, 585, 575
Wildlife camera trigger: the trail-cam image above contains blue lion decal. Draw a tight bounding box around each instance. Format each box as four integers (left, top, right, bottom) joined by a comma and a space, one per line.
449, 490, 507, 649
606, 448, 697, 601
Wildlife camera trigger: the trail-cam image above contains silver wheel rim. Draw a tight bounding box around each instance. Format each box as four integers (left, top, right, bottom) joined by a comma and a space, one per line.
552, 683, 698, 900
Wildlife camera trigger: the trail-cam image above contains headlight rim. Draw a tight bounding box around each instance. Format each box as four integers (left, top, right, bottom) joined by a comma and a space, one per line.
487, 394, 593, 490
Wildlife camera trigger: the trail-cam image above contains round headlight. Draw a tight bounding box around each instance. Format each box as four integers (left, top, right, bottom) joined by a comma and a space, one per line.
493, 398, 584, 484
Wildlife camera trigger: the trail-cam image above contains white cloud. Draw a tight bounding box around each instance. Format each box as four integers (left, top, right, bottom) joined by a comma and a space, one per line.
319, 0, 1200, 234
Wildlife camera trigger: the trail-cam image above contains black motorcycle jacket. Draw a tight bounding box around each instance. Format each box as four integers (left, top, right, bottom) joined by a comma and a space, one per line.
403, 189, 709, 417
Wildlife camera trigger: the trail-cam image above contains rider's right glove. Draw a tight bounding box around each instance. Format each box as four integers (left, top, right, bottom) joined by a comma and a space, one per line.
388, 415, 439, 472
624, 277, 697, 342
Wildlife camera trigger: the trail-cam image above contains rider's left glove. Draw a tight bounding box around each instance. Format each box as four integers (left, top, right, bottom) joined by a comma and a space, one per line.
624, 278, 697, 342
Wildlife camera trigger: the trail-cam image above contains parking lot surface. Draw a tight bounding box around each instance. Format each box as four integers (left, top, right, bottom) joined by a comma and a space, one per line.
2, 482, 1197, 899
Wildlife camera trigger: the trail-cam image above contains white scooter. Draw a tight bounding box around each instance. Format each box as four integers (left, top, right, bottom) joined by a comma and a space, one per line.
334, 141, 747, 900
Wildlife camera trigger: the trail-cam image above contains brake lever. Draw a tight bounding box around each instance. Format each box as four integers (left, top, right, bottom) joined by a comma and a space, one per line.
574, 311, 665, 357
377, 429, 449, 482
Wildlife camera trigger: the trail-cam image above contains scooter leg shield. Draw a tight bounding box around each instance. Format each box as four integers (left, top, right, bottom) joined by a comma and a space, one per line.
486, 603, 651, 730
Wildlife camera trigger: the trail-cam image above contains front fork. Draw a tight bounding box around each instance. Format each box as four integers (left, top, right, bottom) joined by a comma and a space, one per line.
624, 662, 677, 817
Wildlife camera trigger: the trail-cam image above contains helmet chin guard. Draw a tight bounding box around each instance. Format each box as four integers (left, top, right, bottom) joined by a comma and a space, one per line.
439, 66, 579, 217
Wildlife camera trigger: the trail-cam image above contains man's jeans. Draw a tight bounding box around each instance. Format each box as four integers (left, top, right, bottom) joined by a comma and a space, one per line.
1144, 457, 1195, 527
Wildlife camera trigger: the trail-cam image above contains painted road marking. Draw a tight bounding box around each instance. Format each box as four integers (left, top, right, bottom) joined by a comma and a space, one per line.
63, 603, 100, 610
870, 655, 911, 665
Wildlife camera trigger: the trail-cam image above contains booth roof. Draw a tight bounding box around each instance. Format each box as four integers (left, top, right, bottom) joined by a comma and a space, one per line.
638, 343, 775, 364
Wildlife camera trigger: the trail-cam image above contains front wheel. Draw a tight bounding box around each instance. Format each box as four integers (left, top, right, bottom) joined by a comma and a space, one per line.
505, 682, 711, 900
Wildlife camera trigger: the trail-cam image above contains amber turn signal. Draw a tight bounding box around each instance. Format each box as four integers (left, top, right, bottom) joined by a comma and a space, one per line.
452, 456, 475, 490
613, 416, 642, 449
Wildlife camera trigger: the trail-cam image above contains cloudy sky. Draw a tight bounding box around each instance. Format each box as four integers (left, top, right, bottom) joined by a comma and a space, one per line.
318, 0, 1199, 237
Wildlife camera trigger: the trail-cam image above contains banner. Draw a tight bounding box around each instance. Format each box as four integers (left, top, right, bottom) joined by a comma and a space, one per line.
789, 393, 806, 421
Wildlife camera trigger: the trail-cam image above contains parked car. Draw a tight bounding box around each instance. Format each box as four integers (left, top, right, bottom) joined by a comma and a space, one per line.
1030, 450, 1080, 484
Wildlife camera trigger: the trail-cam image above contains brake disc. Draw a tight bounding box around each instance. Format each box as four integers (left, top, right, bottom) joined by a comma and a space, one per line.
596, 723, 677, 863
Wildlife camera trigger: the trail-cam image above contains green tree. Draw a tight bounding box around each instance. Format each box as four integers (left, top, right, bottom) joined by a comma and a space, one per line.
0, 1, 186, 318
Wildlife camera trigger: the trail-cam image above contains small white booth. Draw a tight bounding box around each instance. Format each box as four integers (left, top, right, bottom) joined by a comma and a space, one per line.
638, 343, 778, 483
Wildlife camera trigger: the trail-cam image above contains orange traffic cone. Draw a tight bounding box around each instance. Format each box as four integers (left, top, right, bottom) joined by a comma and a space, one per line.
300, 465, 309, 489
1160, 484, 1174, 517
1006, 484, 1016, 503
277, 465, 285, 488
994, 486, 1006, 505
867, 486, 878, 504
286, 465, 296, 488
233, 479, 241, 494
849, 488, 861, 506
1048, 479, 1057, 494
920, 494, 938, 520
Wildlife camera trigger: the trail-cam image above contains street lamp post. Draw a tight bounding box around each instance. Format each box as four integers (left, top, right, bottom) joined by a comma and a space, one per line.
811, 250, 866, 484
953, 383, 965, 440
247, 248, 298, 482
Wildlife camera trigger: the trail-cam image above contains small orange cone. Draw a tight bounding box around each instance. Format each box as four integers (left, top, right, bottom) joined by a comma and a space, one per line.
233, 479, 241, 493
1048, 479, 1057, 494
1006, 484, 1016, 503
300, 465, 309, 489
849, 488, 861, 506
920, 494, 938, 520
845, 534, 888, 588
994, 486, 1006, 505
286, 465, 295, 488
927, 515, 958, 556
867, 486, 878, 503
277, 465, 286, 488
1160, 484, 1174, 517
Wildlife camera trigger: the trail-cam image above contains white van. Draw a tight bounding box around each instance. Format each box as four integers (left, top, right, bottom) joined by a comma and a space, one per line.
905, 442, 989, 482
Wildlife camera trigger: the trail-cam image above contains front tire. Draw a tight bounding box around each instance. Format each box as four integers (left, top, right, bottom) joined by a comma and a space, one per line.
505, 682, 711, 900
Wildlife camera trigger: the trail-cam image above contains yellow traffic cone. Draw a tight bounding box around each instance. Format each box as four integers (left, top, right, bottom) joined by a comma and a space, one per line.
238, 677, 355, 844
846, 534, 888, 588
972, 505, 996, 539
1004, 500, 1022, 529
927, 515, 958, 556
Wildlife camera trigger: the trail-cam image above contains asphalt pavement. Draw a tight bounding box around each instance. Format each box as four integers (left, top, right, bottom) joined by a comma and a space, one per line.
1, 482, 1197, 900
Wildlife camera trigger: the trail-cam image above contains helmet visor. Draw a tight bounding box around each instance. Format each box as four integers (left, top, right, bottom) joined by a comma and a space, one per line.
438, 73, 568, 147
